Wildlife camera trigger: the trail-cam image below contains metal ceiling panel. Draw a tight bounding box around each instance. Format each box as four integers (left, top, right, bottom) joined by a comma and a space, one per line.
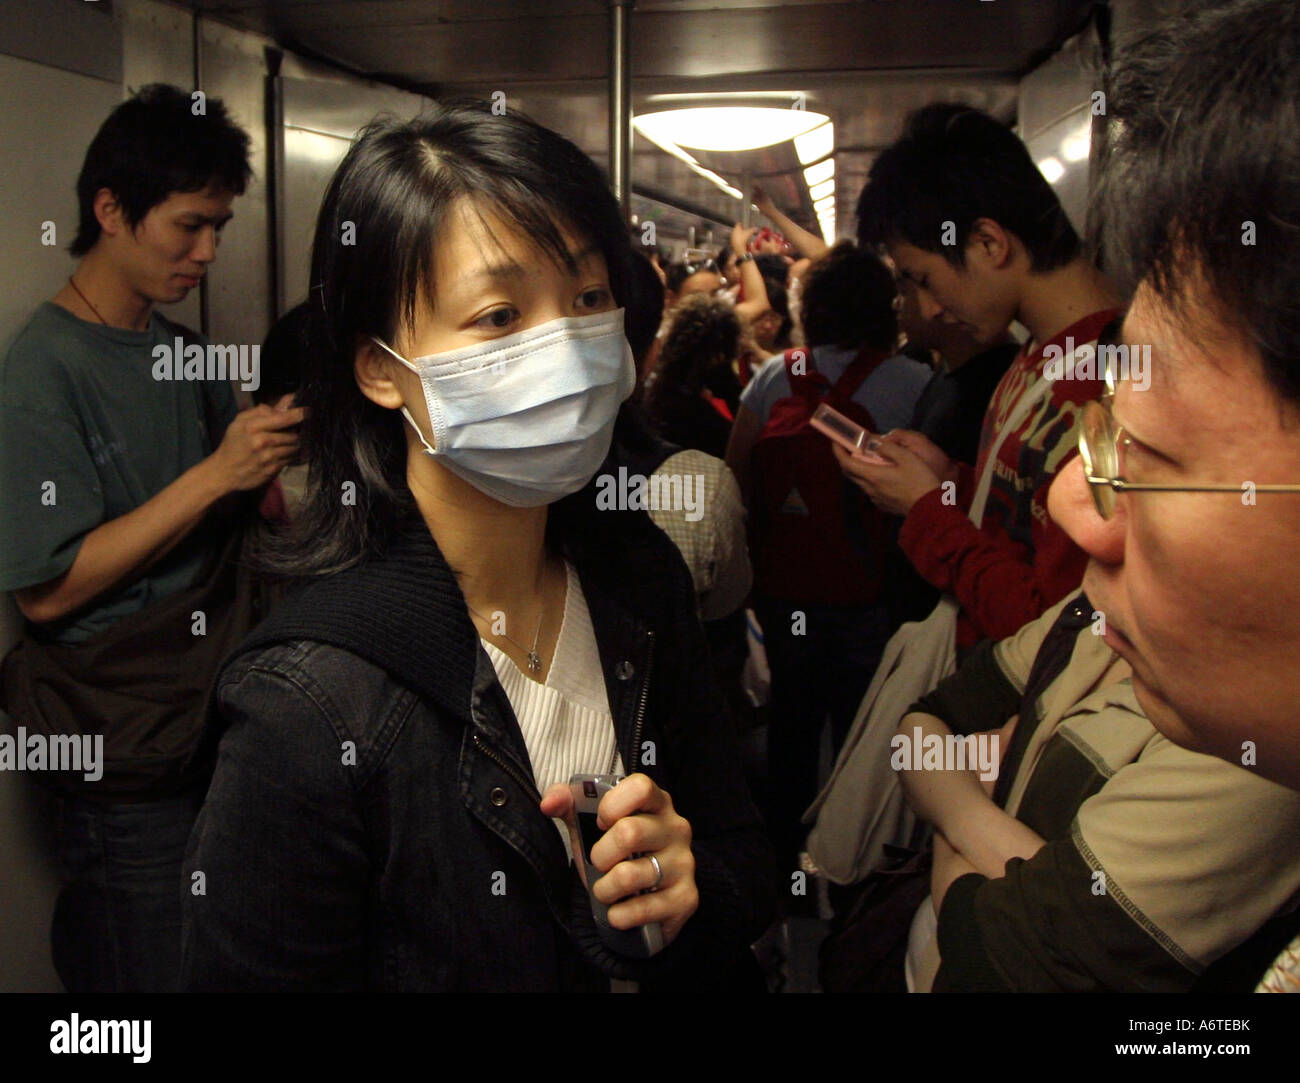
189, 1, 1095, 85
181, 0, 1090, 238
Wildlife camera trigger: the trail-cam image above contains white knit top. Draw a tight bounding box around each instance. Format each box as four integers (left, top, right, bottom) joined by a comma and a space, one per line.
482, 561, 624, 854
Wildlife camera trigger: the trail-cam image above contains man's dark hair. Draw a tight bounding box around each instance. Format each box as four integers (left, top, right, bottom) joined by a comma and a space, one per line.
856, 102, 1079, 272
799, 242, 897, 351
71, 83, 252, 256
1094, 0, 1300, 406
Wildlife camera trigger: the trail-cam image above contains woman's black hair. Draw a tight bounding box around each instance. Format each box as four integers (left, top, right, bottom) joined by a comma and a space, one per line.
753, 255, 794, 346
856, 102, 1079, 273
665, 260, 719, 295
754, 254, 790, 290
624, 249, 666, 367
255, 301, 311, 406
254, 99, 637, 577
799, 242, 898, 351
71, 84, 252, 256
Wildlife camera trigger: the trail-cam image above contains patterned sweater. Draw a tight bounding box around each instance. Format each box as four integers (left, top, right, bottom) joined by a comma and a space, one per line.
899, 309, 1118, 650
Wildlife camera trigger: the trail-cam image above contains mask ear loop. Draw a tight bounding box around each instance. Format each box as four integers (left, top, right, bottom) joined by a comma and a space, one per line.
371, 335, 439, 456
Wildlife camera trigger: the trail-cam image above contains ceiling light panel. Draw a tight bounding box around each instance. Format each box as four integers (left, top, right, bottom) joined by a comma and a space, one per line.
633, 107, 830, 153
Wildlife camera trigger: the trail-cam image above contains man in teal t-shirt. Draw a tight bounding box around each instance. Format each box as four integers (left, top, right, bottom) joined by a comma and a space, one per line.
0, 84, 303, 993
0, 303, 239, 643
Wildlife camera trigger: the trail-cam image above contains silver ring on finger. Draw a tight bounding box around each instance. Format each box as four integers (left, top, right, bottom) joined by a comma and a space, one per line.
647, 853, 663, 890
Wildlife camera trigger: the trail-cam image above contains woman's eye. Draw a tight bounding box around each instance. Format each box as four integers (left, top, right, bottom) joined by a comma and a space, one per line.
475, 307, 519, 331
576, 287, 611, 310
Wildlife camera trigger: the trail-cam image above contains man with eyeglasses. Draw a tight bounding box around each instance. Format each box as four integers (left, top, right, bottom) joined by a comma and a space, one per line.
875, 0, 1300, 992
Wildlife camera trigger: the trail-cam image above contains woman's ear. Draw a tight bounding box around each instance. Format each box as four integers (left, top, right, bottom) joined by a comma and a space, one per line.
354, 339, 407, 410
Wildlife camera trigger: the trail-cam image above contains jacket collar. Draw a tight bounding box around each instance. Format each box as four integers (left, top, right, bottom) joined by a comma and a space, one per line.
227, 475, 684, 737
229, 509, 481, 722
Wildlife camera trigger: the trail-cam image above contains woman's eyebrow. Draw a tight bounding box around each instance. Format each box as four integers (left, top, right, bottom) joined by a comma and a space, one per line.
463, 260, 529, 283
568, 243, 602, 266
459, 244, 603, 286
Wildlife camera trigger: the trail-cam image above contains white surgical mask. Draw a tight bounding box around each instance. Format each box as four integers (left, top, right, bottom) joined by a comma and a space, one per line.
371, 308, 635, 507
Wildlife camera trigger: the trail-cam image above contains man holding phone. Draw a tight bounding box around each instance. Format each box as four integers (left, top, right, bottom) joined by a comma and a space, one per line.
0, 84, 300, 992
843, 102, 1123, 651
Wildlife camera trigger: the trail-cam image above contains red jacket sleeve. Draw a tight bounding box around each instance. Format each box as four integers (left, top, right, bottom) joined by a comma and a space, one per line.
898, 467, 1089, 645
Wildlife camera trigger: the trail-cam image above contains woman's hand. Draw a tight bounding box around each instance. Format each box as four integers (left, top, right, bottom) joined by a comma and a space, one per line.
540, 773, 699, 946
730, 221, 755, 258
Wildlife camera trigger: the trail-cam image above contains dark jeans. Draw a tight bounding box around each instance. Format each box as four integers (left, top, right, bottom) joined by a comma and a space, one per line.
50, 785, 205, 993
753, 600, 891, 891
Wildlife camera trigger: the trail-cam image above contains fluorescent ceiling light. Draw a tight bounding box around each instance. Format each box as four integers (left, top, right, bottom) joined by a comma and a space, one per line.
808, 178, 835, 202
794, 122, 835, 165
633, 107, 830, 153
803, 158, 835, 186
813, 195, 837, 214
1037, 156, 1065, 184
634, 123, 743, 200
646, 91, 813, 103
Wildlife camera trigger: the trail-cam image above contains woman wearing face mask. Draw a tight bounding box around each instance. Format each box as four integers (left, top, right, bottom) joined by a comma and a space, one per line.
179, 103, 776, 992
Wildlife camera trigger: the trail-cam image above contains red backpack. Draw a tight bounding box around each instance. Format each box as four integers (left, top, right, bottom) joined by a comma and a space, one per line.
750, 346, 889, 606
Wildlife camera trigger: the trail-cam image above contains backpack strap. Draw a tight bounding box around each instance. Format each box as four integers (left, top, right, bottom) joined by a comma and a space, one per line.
703, 389, 734, 422
784, 345, 889, 411
783, 347, 826, 402
991, 595, 1092, 808
827, 346, 889, 409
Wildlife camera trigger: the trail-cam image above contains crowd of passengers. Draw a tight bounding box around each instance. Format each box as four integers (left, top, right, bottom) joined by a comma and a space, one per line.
1, 0, 1298, 993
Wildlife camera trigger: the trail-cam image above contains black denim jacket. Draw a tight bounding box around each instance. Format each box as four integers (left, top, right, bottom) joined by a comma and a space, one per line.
180, 488, 776, 991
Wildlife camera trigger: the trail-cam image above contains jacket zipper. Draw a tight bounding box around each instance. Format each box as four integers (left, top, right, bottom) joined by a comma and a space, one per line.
619, 629, 655, 774
472, 731, 542, 802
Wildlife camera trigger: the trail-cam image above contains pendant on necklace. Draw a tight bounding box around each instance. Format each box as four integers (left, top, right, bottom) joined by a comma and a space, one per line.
527, 650, 542, 673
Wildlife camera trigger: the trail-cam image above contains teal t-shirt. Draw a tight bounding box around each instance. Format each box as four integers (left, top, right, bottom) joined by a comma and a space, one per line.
0, 302, 239, 643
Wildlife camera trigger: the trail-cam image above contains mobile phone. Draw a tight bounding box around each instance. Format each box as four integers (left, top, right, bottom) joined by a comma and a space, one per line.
568, 773, 666, 958
810, 402, 892, 464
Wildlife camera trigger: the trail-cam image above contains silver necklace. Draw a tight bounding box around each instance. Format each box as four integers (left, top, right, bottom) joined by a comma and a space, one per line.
468, 600, 545, 673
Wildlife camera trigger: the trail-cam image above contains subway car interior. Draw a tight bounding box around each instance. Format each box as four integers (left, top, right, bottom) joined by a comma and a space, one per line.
2, 0, 1299, 1025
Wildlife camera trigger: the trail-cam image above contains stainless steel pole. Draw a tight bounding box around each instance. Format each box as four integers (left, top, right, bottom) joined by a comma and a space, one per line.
609, 0, 634, 220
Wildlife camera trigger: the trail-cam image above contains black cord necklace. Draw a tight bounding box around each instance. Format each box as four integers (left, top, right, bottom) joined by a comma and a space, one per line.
68, 276, 109, 326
